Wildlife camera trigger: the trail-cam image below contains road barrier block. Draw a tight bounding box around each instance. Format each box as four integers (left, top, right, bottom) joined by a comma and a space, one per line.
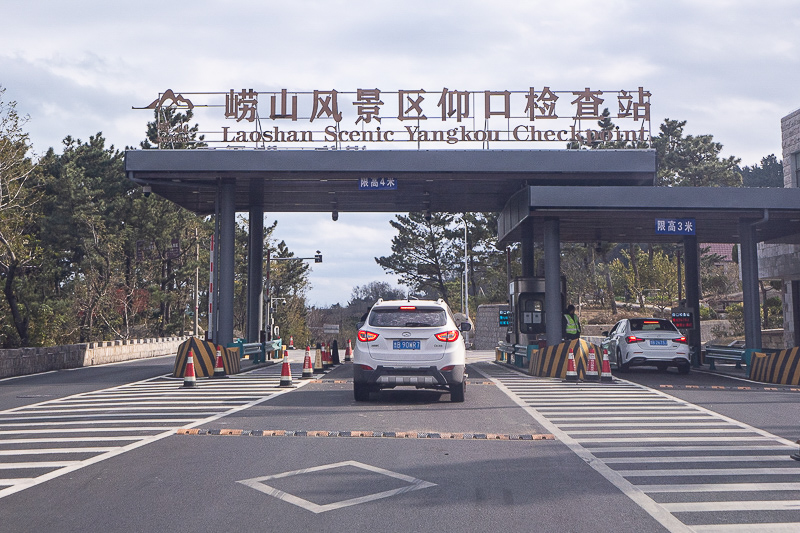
528, 339, 601, 381
174, 337, 240, 377
749, 347, 800, 385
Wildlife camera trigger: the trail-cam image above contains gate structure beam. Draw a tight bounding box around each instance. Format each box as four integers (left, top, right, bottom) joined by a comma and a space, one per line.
247, 180, 265, 343
739, 218, 762, 349
544, 218, 562, 346
218, 180, 236, 347
683, 235, 701, 365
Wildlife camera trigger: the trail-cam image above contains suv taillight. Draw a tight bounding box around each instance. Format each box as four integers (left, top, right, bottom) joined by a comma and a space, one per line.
435, 330, 460, 342
357, 330, 379, 342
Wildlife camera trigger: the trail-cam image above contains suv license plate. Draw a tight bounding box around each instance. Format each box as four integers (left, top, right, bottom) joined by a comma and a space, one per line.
393, 340, 420, 350
649, 339, 668, 346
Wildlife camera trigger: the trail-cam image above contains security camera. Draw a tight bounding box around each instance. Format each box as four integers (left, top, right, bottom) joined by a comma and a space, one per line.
332, 210, 338, 221
142, 185, 151, 198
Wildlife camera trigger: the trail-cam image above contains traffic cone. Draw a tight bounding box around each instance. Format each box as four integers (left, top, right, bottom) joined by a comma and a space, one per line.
565, 348, 577, 382
301, 346, 314, 379
345, 339, 353, 362
279, 350, 293, 387
313, 344, 324, 374
289, 335, 294, 349
183, 349, 198, 388
322, 343, 331, 370
212, 345, 226, 378
585, 346, 599, 382
600, 348, 613, 382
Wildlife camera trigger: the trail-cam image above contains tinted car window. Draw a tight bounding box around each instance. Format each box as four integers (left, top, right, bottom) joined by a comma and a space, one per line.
629, 319, 677, 332
369, 308, 447, 327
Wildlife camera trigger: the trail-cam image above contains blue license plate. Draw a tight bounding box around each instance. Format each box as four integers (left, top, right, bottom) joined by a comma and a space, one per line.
393, 340, 420, 350
649, 339, 668, 346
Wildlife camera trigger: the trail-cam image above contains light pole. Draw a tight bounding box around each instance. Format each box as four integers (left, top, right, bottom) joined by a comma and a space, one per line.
464, 217, 468, 320
265, 251, 322, 342
459, 214, 470, 347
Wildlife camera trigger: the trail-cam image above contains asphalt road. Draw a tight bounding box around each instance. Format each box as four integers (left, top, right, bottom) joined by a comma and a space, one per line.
1, 352, 799, 532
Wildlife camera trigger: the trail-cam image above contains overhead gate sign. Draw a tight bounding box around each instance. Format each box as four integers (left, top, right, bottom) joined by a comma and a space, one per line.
135, 87, 651, 150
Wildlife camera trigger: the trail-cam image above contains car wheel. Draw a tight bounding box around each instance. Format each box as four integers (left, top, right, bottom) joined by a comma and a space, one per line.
450, 381, 465, 403
677, 362, 691, 375
353, 382, 370, 401
616, 349, 629, 372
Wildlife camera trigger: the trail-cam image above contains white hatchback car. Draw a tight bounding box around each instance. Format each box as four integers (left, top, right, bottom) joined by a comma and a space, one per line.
353, 299, 470, 402
602, 318, 690, 374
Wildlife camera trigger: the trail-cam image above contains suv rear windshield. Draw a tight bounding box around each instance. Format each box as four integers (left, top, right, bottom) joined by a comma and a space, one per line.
369, 307, 447, 327
629, 319, 677, 332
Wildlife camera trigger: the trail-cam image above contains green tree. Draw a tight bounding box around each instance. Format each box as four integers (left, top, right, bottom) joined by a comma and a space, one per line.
376, 212, 459, 307
741, 154, 783, 187
0, 87, 41, 347
652, 119, 742, 187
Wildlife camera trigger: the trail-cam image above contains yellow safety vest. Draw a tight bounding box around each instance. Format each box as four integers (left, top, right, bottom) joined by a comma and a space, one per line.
565, 314, 580, 335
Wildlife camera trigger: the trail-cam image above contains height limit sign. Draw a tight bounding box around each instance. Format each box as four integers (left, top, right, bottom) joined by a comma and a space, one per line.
655, 218, 695, 236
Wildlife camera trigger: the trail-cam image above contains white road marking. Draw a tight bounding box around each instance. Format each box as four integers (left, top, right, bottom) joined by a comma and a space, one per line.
0, 367, 314, 500
476, 363, 800, 533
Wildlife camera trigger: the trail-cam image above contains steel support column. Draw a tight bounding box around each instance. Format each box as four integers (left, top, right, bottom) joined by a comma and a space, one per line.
218, 180, 236, 347
739, 219, 762, 349
683, 235, 701, 366
543, 218, 562, 346
246, 181, 264, 343
521, 218, 535, 278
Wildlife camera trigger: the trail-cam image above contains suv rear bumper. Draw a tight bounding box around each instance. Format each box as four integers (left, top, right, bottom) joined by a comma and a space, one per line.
354, 364, 465, 390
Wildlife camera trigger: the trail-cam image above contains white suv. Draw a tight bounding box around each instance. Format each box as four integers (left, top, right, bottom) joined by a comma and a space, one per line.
353, 299, 470, 402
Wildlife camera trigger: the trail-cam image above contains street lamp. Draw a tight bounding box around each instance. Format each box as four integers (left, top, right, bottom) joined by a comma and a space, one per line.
458, 214, 470, 345
265, 251, 323, 341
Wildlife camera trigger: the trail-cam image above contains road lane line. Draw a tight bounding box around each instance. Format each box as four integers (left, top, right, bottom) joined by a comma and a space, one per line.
473, 365, 695, 533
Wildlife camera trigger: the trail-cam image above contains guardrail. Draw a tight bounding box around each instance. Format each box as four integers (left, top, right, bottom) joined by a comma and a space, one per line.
226, 338, 284, 364
704, 344, 746, 370
496, 342, 531, 368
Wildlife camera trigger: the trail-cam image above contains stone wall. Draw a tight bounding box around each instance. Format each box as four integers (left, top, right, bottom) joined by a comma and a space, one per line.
0, 337, 187, 379
473, 304, 510, 350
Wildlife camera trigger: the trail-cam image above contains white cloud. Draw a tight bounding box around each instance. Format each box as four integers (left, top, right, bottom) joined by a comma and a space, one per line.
3, 0, 800, 304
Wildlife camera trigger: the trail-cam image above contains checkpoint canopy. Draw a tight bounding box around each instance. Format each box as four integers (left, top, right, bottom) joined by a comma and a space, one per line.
125, 147, 800, 351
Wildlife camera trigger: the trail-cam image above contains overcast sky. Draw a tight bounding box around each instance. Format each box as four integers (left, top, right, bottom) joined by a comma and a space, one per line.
2, 1, 799, 306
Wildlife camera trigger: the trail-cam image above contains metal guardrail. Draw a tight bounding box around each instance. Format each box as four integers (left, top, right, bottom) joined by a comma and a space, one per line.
704, 344, 746, 370
227, 338, 283, 364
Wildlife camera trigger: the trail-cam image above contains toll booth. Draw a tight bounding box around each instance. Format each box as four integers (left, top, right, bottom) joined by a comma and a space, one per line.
508, 277, 566, 347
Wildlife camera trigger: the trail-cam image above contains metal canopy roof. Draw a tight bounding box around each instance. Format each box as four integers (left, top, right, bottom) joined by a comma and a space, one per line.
125, 148, 800, 246
498, 186, 800, 245
124, 149, 656, 215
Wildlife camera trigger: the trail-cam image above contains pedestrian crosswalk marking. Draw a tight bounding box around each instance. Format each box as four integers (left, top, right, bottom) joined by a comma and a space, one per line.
477, 363, 800, 533
0, 363, 316, 500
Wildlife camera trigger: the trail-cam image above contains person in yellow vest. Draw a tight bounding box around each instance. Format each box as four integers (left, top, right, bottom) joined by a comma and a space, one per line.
563, 304, 581, 340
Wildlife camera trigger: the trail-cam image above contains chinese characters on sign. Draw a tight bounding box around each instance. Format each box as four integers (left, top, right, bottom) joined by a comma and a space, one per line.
671, 310, 695, 330
655, 218, 696, 236
136, 87, 651, 148
359, 177, 397, 191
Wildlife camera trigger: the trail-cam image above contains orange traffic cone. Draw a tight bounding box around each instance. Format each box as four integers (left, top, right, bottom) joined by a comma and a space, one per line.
313, 344, 323, 374
183, 349, 198, 388
301, 346, 314, 379
279, 350, 293, 387
585, 346, 599, 382
565, 348, 577, 382
289, 335, 294, 350
344, 339, 353, 362
212, 345, 226, 378
600, 348, 613, 382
